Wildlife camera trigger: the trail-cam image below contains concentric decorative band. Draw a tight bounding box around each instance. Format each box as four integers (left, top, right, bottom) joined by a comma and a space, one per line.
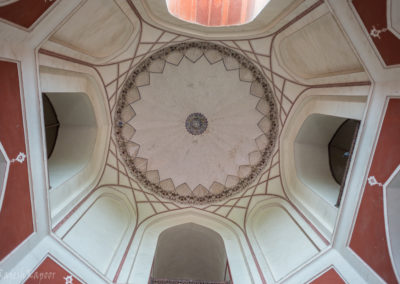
115, 41, 278, 204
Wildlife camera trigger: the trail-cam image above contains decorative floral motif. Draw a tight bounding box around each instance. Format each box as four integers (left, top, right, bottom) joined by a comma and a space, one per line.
370, 25, 388, 39
10, 152, 26, 164
185, 113, 208, 135
64, 275, 73, 284
367, 175, 383, 187
115, 41, 278, 204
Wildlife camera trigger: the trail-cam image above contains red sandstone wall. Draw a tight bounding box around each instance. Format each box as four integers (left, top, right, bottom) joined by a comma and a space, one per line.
352, 0, 400, 66
0, 0, 55, 29
310, 268, 345, 284
25, 257, 81, 284
350, 99, 400, 283
0, 60, 34, 261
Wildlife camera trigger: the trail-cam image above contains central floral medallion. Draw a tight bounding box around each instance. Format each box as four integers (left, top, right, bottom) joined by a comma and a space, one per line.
115, 42, 278, 204
185, 113, 208, 135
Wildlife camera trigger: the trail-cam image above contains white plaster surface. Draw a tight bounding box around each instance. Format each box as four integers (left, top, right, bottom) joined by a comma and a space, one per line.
152, 223, 227, 281
280, 13, 363, 79
0, 0, 397, 283
50, 0, 134, 59
131, 56, 263, 189
281, 92, 368, 237
247, 198, 326, 283
122, 209, 260, 284
46, 92, 96, 189
384, 166, 400, 282
388, 0, 400, 39
39, 66, 110, 224
253, 206, 319, 280
0, 142, 9, 213
63, 196, 131, 274
295, 114, 346, 205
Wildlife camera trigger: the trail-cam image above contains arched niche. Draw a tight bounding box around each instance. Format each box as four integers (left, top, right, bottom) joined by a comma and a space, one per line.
295, 114, 359, 206
44, 92, 96, 188
281, 91, 367, 236
247, 198, 326, 282
62, 195, 131, 274
58, 187, 136, 278
151, 223, 229, 282
39, 66, 110, 224
118, 209, 258, 284
384, 165, 400, 282
55, 186, 136, 280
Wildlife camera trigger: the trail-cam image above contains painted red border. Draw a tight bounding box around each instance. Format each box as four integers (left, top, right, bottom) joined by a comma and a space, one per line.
351, 0, 400, 66
24, 256, 82, 284
350, 98, 400, 284
34, 1, 372, 283
0, 0, 56, 29
310, 267, 345, 284
310, 268, 345, 284
0, 60, 33, 261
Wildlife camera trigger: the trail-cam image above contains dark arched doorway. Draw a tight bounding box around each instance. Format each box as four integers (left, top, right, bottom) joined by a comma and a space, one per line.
150, 223, 232, 284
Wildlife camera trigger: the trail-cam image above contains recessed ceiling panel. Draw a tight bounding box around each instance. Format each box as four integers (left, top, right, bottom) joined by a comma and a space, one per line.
50, 0, 134, 59
279, 14, 364, 79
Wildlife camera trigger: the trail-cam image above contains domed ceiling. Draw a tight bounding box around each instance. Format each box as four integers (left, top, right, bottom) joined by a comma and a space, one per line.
115, 42, 278, 204
2, 0, 391, 282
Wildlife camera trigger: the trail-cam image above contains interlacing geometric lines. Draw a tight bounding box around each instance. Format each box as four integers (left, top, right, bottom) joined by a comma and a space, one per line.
44, 0, 372, 238
69, 7, 298, 231
43, 0, 370, 279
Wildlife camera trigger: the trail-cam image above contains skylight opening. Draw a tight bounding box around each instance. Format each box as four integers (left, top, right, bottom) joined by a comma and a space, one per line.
166, 0, 271, 27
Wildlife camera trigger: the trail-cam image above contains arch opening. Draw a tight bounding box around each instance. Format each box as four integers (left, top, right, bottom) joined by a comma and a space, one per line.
295, 114, 359, 207
166, 0, 271, 27
151, 223, 231, 283
43, 92, 97, 188
42, 93, 60, 159
250, 204, 320, 280
62, 195, 132, 274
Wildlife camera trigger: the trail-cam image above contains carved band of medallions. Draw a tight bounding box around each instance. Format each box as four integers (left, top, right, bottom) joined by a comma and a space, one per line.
115, 41, 278, 204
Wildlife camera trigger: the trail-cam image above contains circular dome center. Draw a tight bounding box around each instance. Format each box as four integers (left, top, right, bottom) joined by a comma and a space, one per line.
115, 42, 278, 204
186, 113, 208, 135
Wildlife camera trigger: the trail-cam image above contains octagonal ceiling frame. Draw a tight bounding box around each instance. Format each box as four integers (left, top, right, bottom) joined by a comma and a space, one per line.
37, 1, 375, 282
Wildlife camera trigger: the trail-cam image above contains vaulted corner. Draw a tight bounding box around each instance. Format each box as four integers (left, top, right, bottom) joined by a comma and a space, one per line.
43, 92, 97, 189
294, 114, 359, 207
0, 0, 399, 283
39, 66, 111, 224
281, 94, 367, 237
48, 0, 135, 60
